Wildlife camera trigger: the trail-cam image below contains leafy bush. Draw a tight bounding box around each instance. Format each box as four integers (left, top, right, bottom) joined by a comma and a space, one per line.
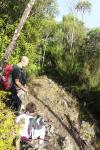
0, 91, 18, 150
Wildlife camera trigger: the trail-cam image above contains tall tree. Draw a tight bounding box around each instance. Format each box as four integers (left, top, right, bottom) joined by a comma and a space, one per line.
75, 0, 92, 21
81, 28, 100, 87
0, 0, 35, 66
62, 14, 85, 53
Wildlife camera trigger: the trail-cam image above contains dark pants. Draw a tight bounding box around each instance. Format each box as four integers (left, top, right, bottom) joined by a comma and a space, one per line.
11, 94, 22, 111
7, 86, 22, 112
6, 93, 21, 112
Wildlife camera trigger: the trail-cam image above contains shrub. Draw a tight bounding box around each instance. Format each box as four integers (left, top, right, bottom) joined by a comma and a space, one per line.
0, 91, 18, 150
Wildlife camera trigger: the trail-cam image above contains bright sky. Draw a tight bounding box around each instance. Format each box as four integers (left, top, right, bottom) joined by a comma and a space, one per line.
56, 0, 100, 28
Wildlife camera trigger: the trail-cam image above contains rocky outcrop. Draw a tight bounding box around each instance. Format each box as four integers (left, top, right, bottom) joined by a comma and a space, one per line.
26, 76, 96, 150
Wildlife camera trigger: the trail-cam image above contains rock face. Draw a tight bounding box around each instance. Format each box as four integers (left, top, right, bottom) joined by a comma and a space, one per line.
26, 76, 95, 150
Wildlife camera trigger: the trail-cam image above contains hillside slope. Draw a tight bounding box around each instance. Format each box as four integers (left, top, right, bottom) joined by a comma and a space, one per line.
25, 76, 96, 150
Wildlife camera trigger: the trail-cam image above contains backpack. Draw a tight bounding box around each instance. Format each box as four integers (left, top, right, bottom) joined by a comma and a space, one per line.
2, 64, 13, 90
28, 115, 45, 138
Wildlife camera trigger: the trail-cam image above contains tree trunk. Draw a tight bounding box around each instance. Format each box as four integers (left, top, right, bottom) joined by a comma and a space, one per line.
1, 0, 35, 66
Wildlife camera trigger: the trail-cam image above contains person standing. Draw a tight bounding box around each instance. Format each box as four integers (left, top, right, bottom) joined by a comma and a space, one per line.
11, 56, 29, 111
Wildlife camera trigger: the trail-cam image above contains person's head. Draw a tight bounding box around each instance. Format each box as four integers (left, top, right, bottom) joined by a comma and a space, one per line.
26, 102, 37, 114
21, 56, 29, 67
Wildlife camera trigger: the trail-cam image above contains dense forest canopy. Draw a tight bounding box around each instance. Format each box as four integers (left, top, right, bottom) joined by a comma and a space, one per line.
0, 0, 99, 88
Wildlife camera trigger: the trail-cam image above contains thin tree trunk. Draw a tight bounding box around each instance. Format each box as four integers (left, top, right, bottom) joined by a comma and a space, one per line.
1, 0, 35, 66
41, 45, 46, 72
41, 36, 48, 73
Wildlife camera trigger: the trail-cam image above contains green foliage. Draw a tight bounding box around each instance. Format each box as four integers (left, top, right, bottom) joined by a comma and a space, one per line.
0, 0, 57, 74
0, 0, 99, 89
0, 32, 10, 59
78, 28, 100, 88
0, 91, 18, 150
75, 0, 92, 21
0, 0, 29, 21
51, 15, 85, 85
76, 0, 92, 13
33, 0, 58, 18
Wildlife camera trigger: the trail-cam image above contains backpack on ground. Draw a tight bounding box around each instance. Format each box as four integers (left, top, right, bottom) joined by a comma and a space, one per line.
1, 64, 13, 90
